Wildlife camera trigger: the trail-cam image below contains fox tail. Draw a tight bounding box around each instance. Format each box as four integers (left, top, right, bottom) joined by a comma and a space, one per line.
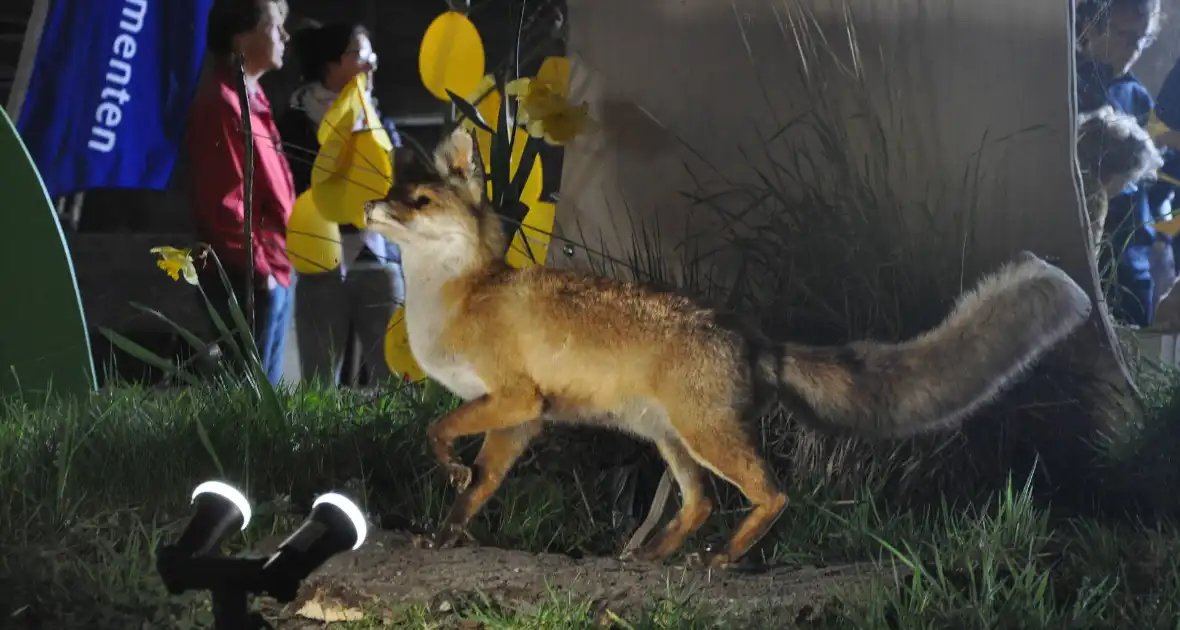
769, 252, 1092, 438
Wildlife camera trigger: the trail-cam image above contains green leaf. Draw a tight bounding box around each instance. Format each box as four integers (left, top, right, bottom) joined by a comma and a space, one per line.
129, 300, 224, 374
96, 327, 202, 387
206, 252, 263, 361
421, 378, 447, 412
128, 302, 210, 355
490, 73, 514, 210
508, 135, 542, 197
190, 249, 246, 364
446, 89, 493, 133
506, 136, 543, 263
198, 248, 284, 427
254, 366, 286, 430
196, 286, 244, 364
191, 414, 226, 479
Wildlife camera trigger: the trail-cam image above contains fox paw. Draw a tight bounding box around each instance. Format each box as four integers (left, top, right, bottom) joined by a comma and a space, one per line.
685, 550, 769, 574
706, 552, 736, 570
687, 552, 738, 570
441, 463, 473, 491
415, 524, 474, 550
435, 524, 473, 549
683, 551, 719, 570
618, 547, 662, 564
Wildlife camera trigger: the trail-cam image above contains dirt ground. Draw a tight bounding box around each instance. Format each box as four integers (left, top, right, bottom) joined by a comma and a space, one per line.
255, 530, 879, 628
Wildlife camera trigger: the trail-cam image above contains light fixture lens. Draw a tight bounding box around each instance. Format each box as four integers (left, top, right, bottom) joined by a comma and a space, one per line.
312, 492, 368, 550
191, 481, 252, 530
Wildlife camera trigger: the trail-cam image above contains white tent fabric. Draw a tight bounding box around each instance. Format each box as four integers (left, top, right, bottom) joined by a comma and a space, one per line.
554, 0, 1089, 290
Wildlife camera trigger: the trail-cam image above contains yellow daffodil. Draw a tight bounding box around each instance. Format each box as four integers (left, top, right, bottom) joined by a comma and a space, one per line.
524, 102, 594, 145
505, 77, 565, 121
505, 77, 595, 146
150, 246, 198, 285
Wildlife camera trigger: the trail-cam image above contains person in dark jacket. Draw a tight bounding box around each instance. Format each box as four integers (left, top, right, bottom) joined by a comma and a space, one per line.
276, 21, 405, 386
1144, 52, 1180, 298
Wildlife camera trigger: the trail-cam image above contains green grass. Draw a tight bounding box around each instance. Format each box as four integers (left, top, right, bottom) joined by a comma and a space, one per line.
328, 588, 747, 629
2, 375, 1180, 629
0, 378, 612, 627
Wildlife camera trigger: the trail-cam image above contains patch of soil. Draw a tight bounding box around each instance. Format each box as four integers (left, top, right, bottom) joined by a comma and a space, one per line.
254, 530, 879, 627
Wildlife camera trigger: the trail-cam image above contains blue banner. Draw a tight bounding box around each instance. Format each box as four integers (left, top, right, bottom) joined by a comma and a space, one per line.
17, 0, 213, 198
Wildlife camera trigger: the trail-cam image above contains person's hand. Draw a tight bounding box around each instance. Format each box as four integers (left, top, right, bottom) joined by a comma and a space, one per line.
267, 274, 278, 291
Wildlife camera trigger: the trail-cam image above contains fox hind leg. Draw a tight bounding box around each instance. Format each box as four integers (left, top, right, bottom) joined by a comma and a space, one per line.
622, 436, 713, 563
431, 421, 544, 549
678, 418, 788, 569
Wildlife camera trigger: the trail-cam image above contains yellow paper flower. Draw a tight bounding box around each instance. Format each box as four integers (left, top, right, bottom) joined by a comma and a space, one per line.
505, 77, 595, 146
150, 246, 198, 285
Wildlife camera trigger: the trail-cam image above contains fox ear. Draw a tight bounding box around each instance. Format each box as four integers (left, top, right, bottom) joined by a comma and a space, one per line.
433, 126, 485, 203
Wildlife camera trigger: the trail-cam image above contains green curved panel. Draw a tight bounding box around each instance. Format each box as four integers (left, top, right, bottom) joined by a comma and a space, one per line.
0, 106, 96, 398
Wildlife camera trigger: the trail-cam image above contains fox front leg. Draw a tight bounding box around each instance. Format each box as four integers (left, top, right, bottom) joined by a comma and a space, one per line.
423, 390, 545, 547
426, 390, 544, 488
427, 422, 543, 549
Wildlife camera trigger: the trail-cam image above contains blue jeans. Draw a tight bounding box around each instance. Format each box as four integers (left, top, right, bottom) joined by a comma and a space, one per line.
199, 265, 294, 386
257, 279, 293, 385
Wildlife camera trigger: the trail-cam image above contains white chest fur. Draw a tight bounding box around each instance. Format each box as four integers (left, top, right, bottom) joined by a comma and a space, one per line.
402, 254, 489, 402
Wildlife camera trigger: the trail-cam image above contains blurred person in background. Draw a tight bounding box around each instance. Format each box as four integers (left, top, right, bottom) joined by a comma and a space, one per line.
278, 21, 405, 387
187, 0, 295, 385
1075, 0, 1166, 327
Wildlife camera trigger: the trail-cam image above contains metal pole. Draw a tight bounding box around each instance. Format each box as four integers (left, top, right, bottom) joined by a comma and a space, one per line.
232, 55, 256, 334
9, 2, 88, 230
6, 0, 52, 121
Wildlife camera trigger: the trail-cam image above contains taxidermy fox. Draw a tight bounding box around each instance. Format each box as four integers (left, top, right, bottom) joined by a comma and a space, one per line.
364, 126, 1093, 569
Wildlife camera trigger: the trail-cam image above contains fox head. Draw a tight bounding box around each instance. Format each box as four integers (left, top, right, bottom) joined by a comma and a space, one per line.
365, 126, 506, 265
1076, 105, 1165, 197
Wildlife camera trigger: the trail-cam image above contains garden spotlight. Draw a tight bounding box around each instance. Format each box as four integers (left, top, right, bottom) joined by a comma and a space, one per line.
261, 492, 368, 587
173, 480, 253, 557
156, 481, 369, 630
